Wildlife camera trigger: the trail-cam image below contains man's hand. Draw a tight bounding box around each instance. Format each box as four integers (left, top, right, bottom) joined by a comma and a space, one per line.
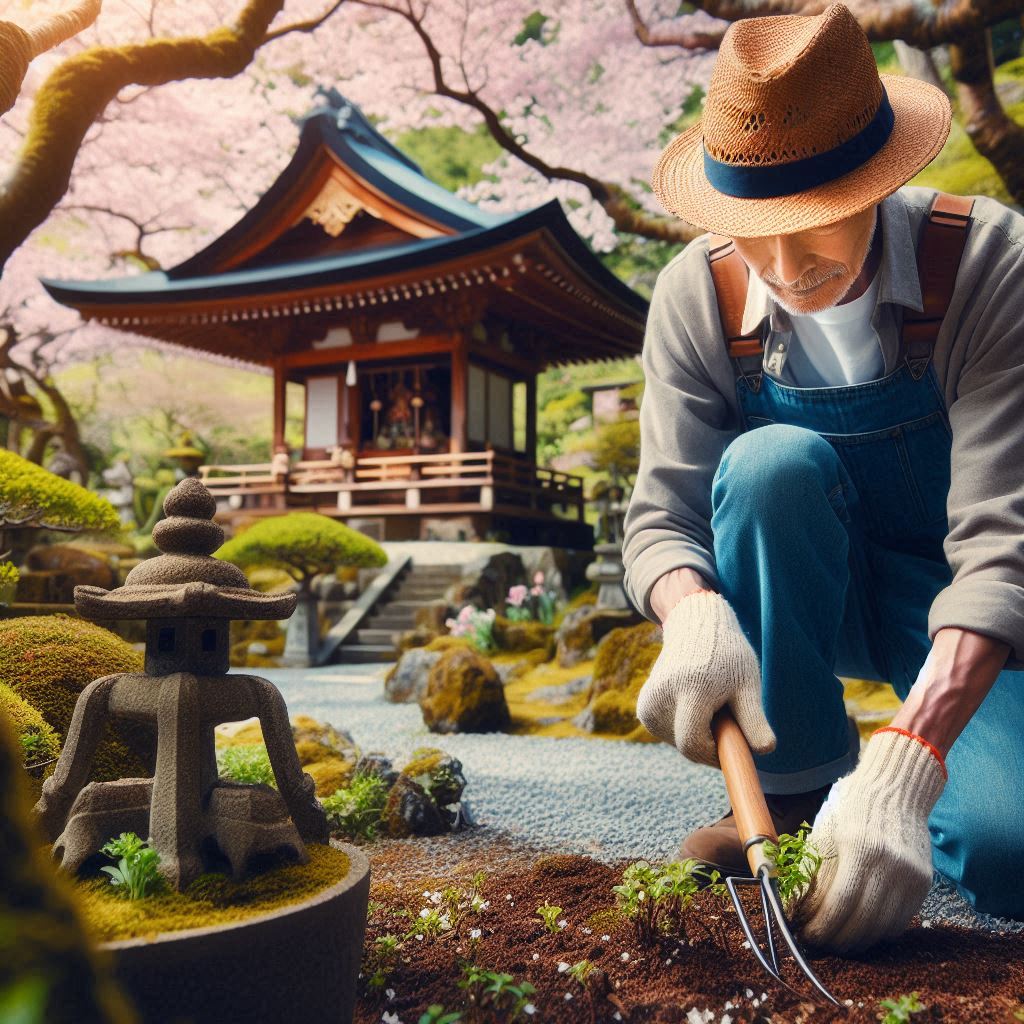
787, 727, 947, 954
635, 589, 776, 767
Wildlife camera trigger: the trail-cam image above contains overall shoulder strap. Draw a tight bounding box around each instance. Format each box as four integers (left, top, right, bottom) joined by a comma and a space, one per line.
708, 233, 764, 391
901, 191, 975, 379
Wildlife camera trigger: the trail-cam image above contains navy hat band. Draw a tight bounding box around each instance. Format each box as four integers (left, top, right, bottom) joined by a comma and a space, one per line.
703, 86, 895, 199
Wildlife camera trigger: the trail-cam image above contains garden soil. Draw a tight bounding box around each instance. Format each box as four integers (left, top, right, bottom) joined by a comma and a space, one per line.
355, 830, 1024, 1024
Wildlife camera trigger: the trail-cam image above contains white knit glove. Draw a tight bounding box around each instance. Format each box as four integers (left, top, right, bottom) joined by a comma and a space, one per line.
635, 590, 776, 768
787, 727, 947, 953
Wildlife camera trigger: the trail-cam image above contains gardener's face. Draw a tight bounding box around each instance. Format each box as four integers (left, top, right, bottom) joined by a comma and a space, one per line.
730, 203, 879, 316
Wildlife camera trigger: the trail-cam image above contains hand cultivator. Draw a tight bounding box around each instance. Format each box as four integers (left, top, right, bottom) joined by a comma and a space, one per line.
711, 707, 842, 1008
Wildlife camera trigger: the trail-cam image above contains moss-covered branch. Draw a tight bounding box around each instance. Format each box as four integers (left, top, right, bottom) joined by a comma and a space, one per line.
0, 0, 289, 274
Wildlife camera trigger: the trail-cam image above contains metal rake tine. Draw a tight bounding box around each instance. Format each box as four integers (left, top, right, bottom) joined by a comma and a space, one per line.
759, 872, 780, 973
724, 875, 804, 1000
759, 870, 843, 1008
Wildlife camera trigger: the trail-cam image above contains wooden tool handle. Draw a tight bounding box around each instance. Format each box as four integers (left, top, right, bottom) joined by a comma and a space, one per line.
712, 706, 778, 876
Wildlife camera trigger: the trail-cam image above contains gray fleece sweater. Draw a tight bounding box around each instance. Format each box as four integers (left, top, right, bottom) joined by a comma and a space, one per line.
622, 184, 1024, 670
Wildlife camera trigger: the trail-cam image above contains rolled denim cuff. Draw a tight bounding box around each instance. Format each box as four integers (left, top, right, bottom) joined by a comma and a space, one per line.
756, 715, 861, 795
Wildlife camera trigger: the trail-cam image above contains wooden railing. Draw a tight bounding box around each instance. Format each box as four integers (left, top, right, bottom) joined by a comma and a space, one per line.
199, 450, 584, 520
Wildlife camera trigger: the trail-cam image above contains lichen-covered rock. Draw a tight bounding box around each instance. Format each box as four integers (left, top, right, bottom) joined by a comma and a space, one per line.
492, 616, 555, 655
573, 622, 663, 737
0, 615, 149, 781
354, 753, 399, 790
24, 544, 116, 591
401, 747, 467, 809
556, 605, 643, 668
396, 625, 440, 655
384, 646, 444, 703
383, 773, 447, 838
445, 551, 525, 610
419, 647, 511, 734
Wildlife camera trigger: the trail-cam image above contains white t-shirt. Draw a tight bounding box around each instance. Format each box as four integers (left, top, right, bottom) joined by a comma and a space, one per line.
775, 262, 884, 387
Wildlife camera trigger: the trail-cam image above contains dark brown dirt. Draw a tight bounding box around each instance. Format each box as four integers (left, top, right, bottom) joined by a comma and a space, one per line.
354, 830, 1024, 1024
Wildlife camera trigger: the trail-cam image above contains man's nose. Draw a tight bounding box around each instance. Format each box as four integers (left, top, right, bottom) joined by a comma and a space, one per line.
771, 235, 809, 286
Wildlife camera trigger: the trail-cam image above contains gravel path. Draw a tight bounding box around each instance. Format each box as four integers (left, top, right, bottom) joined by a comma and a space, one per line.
255, 664, 1023, 936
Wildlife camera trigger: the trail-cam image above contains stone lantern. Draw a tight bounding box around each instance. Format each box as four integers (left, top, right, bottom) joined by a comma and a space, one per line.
34, 478, 329, 890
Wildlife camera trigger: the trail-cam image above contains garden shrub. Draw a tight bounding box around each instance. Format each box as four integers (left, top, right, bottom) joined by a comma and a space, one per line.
321, 772, 390, 840
0, 615, 148, 782
216, 744, 275, 787
0, 705, 133, 1024
216, 512, 387, 590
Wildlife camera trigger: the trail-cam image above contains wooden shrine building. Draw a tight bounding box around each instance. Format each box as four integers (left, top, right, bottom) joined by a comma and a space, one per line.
42, 90, 647, 547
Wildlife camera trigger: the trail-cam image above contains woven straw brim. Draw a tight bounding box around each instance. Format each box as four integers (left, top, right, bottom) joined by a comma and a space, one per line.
651, 74, 951, 238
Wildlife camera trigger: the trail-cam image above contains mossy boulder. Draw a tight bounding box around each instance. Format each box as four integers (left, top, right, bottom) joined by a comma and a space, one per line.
492, 616, 555, 655
574, 622, 663, 737
0, 703, 133, 1023
400, 746, 467, 809
419, 647, 511, 734
0, 615, 149, 781
384, 646, 444, 703
382, 774, 446, 838
556, 605, 643, 668
0, 682, 61, 778
396, 625, 441, 655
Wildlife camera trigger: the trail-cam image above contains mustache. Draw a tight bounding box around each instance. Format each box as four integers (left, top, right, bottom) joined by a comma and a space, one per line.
762, 266, 844, 291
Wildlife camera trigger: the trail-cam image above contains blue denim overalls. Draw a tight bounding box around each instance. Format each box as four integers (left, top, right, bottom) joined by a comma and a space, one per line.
708, 320, 1024, 919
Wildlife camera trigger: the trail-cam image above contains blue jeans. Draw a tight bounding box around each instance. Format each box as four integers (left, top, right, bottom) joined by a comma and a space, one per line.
710, 421, 1024, 918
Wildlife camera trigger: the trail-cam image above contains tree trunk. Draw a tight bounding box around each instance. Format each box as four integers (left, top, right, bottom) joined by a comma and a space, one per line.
893, 40, 947, 93
949, 29, 1024, 208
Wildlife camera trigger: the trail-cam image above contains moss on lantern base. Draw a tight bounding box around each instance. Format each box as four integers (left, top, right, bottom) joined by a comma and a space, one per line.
76, 843, 350, 943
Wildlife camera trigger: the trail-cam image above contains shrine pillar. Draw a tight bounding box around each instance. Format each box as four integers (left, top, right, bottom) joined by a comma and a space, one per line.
272, 360, 286, 451
450, 332, 468, 454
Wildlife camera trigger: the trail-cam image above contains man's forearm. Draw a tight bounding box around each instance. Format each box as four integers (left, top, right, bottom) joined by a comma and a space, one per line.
650, 567, 718, 625
889, 626, 1011, 758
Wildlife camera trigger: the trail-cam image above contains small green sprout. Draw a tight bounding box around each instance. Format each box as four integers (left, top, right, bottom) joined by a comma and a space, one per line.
536, 900, 564, 934
321, 771, 389, 841
361, 932, 402, 992
419, 1005, 463, 1024
403, 906, 452, 940
216, 744, 275, 787
100, 832, 164, 900
762, 822, 825, 904
612, 858, 718, 944
878, 991, 926, 1023
567, 959, 596, 987
457, 964, 535, 1021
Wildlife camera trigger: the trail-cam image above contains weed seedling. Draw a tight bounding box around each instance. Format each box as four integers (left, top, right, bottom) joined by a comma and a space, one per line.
536, 900, 563, 934
216, 744, 275, 787
457, 964, 535, 1022
321, 771, 390, 841
612, 858, 719, 945
100, 832, 164, 899
362, 932, 402, 993
878, 992, 925, 1023
762, 822, 825, 904
419, 1005, 463, 1024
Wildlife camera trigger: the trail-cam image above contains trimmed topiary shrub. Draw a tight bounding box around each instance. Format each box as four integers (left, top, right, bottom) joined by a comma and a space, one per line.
215, 512, 387, 594
0, 616, 149, 782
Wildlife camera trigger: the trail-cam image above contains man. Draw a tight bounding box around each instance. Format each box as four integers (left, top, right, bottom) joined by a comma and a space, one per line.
623, 1, 1024, 954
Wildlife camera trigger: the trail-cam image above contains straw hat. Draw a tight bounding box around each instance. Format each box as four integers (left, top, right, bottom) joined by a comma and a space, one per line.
651, 2, 952, 238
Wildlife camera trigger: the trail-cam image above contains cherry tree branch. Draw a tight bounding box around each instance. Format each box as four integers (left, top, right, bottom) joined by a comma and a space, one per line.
0, 0, 289, 274
350, 0, 699, 244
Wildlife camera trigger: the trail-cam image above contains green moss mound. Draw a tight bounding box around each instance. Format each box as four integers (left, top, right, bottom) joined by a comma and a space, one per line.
0, 682, 61, 776
77, 844, 350, 943
0, 703, 133, 1023
492, 616, 555, 655
587, 622, 663, 736
0, 615, 148, 782
420, 647, 511, 734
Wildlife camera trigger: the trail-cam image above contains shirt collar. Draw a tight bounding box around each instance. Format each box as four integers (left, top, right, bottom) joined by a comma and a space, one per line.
738, 187, 925, 337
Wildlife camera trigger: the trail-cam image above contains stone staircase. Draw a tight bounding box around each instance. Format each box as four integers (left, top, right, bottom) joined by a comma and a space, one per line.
333, 563, 463, 663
